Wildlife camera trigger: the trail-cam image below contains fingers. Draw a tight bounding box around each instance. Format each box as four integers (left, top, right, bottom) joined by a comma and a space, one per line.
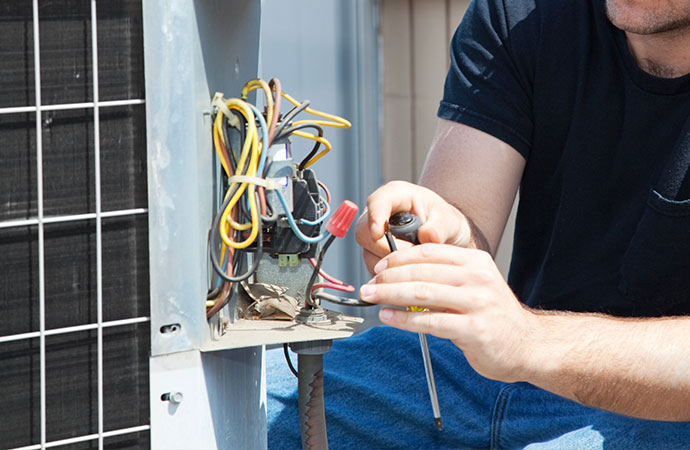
371, 262, 467, 286
376, 243, 491, 273
378, 308, 468, 340
362, 249, 380, 276
360, 281, 472, 312
356, 212, 391, 258
365, 181, 426, 239
357, 212, 417, 273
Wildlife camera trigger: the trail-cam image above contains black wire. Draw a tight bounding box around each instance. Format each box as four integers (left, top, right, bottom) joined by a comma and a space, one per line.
208, 183, 264, 283
274, 124, 324, 171
207, 121, 253, 297
275, 123, 323, 142
259, 191, 278, 223
304, 234, 337, 308
313, 292, 375, 307
272, 100, 310, 141
209, 224, 262, 283
207, 283, 223, 301
221, 110, 245, 173
206, 250, 246, 320
283, 344, 298, 377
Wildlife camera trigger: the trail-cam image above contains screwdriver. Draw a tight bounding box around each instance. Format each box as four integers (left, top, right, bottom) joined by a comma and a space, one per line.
385, 212, 443, 431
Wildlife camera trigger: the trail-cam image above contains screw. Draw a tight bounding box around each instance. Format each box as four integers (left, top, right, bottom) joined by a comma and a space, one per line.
161, 392, 184, 404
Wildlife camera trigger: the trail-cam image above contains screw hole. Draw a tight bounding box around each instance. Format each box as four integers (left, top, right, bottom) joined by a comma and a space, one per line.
160, 323, 181, 334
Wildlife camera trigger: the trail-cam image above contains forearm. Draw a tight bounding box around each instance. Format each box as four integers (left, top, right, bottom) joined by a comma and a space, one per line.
418, 119, 524, 255
522, 311, 690, 421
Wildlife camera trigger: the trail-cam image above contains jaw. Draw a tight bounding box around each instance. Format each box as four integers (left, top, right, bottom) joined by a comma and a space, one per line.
606, 0, 690, 78
605, 0, 690, 35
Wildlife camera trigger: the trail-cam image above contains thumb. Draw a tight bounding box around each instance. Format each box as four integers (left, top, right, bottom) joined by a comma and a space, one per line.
417, 225, 442, 244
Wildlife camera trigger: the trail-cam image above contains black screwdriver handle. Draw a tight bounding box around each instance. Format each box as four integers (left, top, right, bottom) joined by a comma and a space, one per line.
388, 212, 421, 245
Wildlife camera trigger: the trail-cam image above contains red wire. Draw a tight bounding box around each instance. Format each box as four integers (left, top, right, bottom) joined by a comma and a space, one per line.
308, 258, 351, 286
311, 282, 355, 293
316, 180, 331, 204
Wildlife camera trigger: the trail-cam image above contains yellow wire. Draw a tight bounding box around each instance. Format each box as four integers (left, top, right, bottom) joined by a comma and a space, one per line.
213, 99, 255, 231
242, 79, 274, 132
212, 121, 231, 175
290, 130, 332, 168
281, 92, 352, 129
210, 86, 351, 251
218, 99, 261, 249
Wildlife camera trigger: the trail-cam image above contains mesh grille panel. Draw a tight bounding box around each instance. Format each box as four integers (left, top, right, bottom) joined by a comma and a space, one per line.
0, 0, 150, 448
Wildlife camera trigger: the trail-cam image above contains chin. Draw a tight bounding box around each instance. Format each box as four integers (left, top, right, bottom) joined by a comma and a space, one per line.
605, 0, 690, 34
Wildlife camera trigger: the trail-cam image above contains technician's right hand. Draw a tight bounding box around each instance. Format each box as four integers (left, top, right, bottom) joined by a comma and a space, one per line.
355, 180, 472, 274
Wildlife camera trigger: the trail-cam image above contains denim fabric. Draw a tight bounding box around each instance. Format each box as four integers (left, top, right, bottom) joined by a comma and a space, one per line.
267, 326, 690, 449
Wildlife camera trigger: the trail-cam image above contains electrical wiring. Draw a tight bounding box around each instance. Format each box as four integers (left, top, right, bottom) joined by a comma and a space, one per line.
307, 258, 353, 288
273, 123, 324, 171
317, 180, 331, 204
210, 224, 263, 283
281, 92, 351, 129
208, 182, 264, 284
206, 249, 248, 319
310, 282, 355, 293
313, 292, 375, 307
216, 100, 261, 247
248, 103, 270, 183
207, 78, 357, 324
299, 197, 330, 226
241, 78, 274, 133
272, 100, 310, 141
267, 78, 282, 146
284, 344, 298, 377
221, 111, 246, 174
290, 130, 332, 169
275, 91, 350, 168
304, 234, 337, 307
273, 188, 329, 244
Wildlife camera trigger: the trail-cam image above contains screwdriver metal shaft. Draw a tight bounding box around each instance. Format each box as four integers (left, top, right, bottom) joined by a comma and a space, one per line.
384, 230, 443, 430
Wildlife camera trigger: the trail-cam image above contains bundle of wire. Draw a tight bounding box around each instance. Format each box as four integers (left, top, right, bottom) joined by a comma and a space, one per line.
206, 78, 366, 319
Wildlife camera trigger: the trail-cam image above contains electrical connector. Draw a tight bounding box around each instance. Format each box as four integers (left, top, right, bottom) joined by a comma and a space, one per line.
326, 200, 359, 238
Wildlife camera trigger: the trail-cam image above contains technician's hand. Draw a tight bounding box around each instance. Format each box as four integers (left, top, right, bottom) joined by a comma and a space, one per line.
359, 244, 537, 383
355, 181, 472, 274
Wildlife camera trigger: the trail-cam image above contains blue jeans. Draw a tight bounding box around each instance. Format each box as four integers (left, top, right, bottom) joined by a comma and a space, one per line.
267, 326, 690, 449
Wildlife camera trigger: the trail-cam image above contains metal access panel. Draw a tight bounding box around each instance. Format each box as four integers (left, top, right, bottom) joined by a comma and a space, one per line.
143, 1, 269, 448
144, 0, 264, 358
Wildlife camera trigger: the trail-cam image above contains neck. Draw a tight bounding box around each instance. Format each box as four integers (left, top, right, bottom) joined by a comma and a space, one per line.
626, 29, 690, 78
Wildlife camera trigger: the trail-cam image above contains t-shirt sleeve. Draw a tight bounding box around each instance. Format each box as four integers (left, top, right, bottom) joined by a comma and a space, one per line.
438, 0, 536, 160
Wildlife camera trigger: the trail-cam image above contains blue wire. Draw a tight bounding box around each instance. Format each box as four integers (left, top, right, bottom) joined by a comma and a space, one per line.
238, 105, 270, 213
299, 197, 330, 226
248, 104, 270, 177
274, 189, 329, 244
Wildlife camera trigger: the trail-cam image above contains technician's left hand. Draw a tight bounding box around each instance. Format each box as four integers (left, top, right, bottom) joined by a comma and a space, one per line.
359, 243, 538, 383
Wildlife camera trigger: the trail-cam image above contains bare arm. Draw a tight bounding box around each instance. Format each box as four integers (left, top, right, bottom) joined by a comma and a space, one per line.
524, 312, 690, 421
419, 118, 525, 255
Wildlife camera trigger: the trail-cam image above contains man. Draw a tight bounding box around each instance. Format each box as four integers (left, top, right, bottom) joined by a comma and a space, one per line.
268, 0, 690, 448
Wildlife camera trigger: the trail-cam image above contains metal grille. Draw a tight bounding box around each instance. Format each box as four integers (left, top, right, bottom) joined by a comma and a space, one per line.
0, 1, 150, 449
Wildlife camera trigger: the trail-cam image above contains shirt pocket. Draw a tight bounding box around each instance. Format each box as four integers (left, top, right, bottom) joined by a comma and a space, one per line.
618, 189, 690, 309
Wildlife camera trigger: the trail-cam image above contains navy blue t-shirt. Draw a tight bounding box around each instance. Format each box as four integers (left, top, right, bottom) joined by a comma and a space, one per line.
438, 0, 690, 317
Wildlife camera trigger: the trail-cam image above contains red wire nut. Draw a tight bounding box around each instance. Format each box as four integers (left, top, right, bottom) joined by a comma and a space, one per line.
326, 200, 359, 238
